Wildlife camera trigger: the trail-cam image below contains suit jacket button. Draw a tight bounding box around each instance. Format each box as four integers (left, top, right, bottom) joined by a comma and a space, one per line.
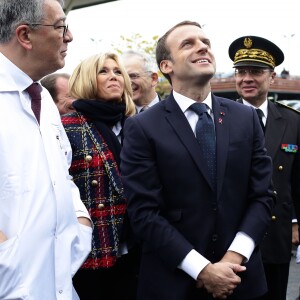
278, 165, 283, 171
85, 155, 92, 162
98, 203, 105, 210
272, 215, 276, 221
91, 180, 98, 186
212, 234, 218, 242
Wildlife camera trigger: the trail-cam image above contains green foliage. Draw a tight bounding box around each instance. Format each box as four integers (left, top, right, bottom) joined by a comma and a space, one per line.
112, 33, 159, 56
156, 78, 172, 99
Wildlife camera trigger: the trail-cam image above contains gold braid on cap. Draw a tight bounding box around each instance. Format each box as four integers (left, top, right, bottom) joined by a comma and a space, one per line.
234, 48, 275, 68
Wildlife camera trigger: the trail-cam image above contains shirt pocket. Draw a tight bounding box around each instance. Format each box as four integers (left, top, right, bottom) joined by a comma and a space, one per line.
0, 236, 29, 299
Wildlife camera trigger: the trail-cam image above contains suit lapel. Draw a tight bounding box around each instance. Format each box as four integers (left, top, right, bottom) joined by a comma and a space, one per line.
165, 96, 215, 190
212, 96, 229, 197
265, 101, 286, 159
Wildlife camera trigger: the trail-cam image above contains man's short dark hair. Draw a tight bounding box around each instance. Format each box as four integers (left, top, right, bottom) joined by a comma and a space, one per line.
41, 73, 70, 103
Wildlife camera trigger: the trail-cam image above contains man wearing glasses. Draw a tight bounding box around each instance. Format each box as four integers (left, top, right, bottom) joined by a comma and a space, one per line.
229, 35, 300, 300
122, 50, 161, 113
0, 1, 92, 299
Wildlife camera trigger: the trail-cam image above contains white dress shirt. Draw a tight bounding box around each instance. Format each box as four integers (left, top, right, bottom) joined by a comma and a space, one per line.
0, 52, 92, 299
242, 98, 268, 126
173, 90, 255, 280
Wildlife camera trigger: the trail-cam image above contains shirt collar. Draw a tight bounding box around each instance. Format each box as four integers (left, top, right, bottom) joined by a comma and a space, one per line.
0, 52, 34, 93
242, 98, 268, 117
112, 121, 122, 137
135, 93, 160, 112
173, 90, 213, 113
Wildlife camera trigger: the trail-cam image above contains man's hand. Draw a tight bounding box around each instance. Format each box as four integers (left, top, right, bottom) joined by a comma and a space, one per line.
221, 251, 244, 265
197, 262, 246, 299
292, 223, 299, 245
0, 230, 8, 243
77, 217, 92, 228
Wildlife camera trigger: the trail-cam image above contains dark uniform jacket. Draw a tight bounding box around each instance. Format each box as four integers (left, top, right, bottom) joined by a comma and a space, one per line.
238, 99, 300, 263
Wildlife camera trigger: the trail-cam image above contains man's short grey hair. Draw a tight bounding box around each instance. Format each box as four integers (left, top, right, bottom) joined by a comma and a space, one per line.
0, 0, 64, 43
122, 50, 158, 73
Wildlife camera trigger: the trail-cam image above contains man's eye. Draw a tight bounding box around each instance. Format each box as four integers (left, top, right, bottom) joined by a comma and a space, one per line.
54, 25, 64, 30
129, 73, 139, 79
182, 41, 191, 46
252, 70, 262, 75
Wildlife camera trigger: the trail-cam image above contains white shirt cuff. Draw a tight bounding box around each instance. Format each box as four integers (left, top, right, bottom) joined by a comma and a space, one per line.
178, 249, 210, 280
228, 232, 255, 263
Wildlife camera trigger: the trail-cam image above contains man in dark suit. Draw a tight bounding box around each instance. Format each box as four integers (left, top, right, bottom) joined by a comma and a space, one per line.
121, 21, 274, 300
229, 35, 300, 300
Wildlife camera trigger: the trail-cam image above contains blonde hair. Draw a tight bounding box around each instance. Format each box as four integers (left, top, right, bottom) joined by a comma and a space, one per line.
69, 52, 135, 116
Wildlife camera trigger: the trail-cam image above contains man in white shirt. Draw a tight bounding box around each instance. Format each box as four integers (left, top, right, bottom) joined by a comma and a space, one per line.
122, 50, 161, 113
0, 0, 92, 299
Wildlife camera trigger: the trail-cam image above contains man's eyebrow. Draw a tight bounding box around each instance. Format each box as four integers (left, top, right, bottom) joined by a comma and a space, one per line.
54, 17, 67, 24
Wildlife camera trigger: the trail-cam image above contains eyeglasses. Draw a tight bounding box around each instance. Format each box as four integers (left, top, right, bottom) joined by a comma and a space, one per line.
27, 23, 69, 38
235, 68, 272, 77
128, 71, 151, 80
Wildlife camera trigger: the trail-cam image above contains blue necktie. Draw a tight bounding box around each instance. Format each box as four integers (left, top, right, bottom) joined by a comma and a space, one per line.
190, 103, 216, 188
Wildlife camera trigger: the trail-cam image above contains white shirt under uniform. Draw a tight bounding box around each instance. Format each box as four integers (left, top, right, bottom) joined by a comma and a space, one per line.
0, 53, 92, 300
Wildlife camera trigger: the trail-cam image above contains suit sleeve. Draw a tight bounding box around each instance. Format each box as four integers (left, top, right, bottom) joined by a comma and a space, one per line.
121, 116, 194, 270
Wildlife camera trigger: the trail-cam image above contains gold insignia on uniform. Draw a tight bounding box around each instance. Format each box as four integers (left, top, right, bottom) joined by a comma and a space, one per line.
244, 38, 252, 49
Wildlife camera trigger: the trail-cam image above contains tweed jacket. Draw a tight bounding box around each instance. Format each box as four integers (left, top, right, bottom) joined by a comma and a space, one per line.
62, 112, 127, 269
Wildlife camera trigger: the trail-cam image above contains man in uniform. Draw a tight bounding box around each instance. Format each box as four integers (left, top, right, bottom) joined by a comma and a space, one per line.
229, 35, 300, 300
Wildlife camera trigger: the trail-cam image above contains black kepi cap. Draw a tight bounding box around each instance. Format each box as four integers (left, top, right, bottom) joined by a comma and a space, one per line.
228, 36, 284, 69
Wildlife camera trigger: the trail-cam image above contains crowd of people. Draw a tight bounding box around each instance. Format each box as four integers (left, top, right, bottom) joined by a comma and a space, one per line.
0, 1, 299, 300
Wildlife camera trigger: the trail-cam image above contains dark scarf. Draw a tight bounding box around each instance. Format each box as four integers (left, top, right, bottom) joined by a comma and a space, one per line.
72, 99, 126, 166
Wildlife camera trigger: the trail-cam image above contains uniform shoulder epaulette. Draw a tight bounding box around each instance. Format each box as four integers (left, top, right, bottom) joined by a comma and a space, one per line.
275, 101, 300, 114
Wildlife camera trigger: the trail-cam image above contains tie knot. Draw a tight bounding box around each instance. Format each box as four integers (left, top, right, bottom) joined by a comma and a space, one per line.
190, 102, 208, 115
140, 105, 149, 113
26, 83, 42, 100
255, 108, 264, 118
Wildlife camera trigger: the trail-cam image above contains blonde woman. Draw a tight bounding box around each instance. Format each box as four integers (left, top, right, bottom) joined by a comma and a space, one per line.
61, 53, 137, 299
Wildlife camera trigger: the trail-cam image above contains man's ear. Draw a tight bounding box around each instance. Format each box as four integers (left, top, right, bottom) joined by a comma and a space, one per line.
16, 25, 33, 50
160, 59, 172, 75
270, 71, 276, 85
151, 72, 159, 86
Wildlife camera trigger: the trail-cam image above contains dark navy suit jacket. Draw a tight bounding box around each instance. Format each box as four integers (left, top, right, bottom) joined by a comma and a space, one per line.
121, 93, 274, 299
